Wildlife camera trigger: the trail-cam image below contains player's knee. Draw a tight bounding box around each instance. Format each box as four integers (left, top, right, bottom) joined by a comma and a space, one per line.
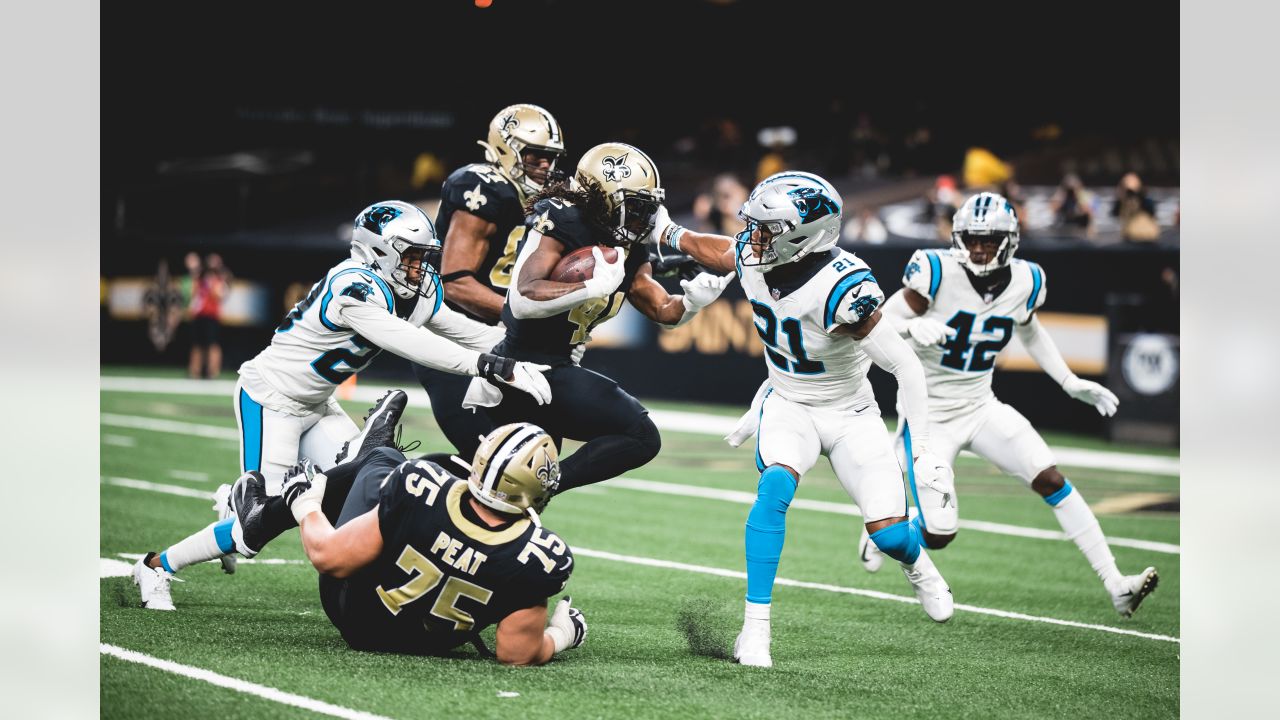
923, 530, 956, 549
629, 414, 662, 463
753, 465, 798, 517
869, 518, 922, 564
1031, 466, 1066, 498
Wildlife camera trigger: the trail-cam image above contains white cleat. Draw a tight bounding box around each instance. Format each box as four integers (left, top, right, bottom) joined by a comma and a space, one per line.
733, 621, 773, 668
857, 526, 884, 573
1111, 566, 1158, 618
213, 483, 237, 574
131, 557, 178, 611
902, 551, 953, 623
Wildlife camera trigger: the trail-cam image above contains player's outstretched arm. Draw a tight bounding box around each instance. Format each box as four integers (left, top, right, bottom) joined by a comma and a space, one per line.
507, 233, 623, 319
496, 597, 588, 666
627, 263, 733, 328
424, 302, 506, 354
440, 210, 504, 322
283, 470, 383, 579
340, 301, 481, 375
648, 206, 737, 274
845, 311, 933, 454
884, 288, 955, 347
1015, 316, 1119, 416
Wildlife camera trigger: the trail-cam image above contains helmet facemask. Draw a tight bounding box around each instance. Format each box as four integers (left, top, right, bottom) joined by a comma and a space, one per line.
735, 213, 795, 269
607, 188, 665, 246
385, 238, 441, 301
951, 231, 1015, 277
950, 192, 1021, 276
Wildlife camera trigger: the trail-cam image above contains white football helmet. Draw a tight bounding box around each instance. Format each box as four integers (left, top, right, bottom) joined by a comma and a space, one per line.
950, 192, 1020, 276
478, 103, 566, 197
350, 200, 441, 300
737, 172, 842, 271
468, 423, 561, 515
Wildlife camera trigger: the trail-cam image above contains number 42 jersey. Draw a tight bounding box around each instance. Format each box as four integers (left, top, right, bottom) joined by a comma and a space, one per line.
737, 247, 885, 411
901, 249, 1047, 411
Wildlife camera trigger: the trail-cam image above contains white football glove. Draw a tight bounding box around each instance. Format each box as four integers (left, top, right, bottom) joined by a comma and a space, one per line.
545, 596, 588, 653
1063, 375, 1120, 416
911, 450, 958, 534
645, 205, 672, 246
500, 361, 554, 405
724, 380, 769, 448
281, 459, 327, 525
570, 343, 586, 366
582, 246, 626, 300
905, 317, 956, 347
680, 272, 734, 312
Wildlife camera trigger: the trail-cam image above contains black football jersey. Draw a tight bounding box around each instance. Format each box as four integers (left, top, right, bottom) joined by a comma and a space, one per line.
341, 458, 573, 651
499, 197, 649, 356
435, 163, 528, 322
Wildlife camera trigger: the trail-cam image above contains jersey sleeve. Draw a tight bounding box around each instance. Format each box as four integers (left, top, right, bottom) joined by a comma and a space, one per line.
507, 528, 574, 610
321, 268, 394, 331
441, 167, 515, 225
902, 249, 943, 304
1023, 261, 1047, 318
824, 267, 885, 330
376, 459, 453, 544
531, 199, 592, 251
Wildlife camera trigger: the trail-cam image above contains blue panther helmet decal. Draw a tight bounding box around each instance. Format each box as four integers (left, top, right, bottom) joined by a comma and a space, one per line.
737, 171, 844, 271
350, 200, 442, 301
359, 205, 404, 235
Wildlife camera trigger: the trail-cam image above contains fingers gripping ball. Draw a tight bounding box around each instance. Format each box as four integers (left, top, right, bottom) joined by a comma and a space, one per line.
550, 245, 619, 284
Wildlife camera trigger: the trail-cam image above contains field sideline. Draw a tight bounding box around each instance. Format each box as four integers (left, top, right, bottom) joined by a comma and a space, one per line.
101, 369, 1179, 719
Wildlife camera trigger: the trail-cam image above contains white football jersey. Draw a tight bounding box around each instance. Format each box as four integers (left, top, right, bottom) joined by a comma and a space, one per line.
737, 248, 885, 411
245, 259, 443, 406
901, 249, 1046, 410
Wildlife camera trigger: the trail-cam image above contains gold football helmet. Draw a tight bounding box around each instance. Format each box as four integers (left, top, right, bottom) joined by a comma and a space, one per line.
467, 423, 561, 515
574, 141, 665, 245
478, 103, 566, 197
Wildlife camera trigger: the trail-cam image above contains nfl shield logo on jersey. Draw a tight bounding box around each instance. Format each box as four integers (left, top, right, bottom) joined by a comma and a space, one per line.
771, 287, 781, 300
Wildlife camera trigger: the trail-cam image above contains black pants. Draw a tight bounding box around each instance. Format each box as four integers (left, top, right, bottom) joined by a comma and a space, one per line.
484, 355, 662, 493
413, 363, 494, 461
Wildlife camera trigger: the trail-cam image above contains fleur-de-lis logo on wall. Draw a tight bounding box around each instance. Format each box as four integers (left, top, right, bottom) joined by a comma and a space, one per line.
464, 183, 488, 211
601, 153, 631, 183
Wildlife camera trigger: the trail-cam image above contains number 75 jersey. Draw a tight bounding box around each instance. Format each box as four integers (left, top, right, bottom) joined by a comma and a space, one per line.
901, 249, 1047, 408
737, 248, 885, 411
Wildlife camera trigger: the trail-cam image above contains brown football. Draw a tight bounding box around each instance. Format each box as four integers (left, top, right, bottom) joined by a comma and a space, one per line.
549, 245, 619, 284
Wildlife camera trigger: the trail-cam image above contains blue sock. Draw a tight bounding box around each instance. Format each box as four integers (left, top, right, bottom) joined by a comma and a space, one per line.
744, 466, 797, 604
870, 519, 922, 565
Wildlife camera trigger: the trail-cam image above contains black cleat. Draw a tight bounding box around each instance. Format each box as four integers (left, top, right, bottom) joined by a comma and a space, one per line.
333, 390, 409, 468
228, 470, 271, 557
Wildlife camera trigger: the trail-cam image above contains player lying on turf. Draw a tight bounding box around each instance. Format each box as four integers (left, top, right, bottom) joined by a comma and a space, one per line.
462, 141, 732, 497
130, 200, 553, 596
857, 191, 1157, 617
651, 171, 956, 668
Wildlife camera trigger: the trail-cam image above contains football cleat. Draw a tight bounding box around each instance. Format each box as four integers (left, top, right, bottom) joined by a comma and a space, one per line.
857, 526, 884, 573
333, 390, 409, 468
1111, 566, 1159, 618
902, 551, 954, 623
228, 471, 271, 558
132, 555, 179, 611
213, 483, 236, 574
732, 621, 773, 668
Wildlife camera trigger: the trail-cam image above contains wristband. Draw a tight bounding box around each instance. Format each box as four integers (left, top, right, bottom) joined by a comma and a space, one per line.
663, 224, 687, 251
544, 626, 573, 654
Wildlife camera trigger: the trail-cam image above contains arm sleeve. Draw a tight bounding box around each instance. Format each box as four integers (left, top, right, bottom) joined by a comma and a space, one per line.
1014, 315, 1073, 387
336, 298, 479, 376
505, 231, 594, 319
880, 290, 918, 337
424, 303, 506, 353
856, 318, 931, 451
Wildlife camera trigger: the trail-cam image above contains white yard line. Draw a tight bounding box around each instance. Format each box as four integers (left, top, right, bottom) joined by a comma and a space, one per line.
100, 644, 392, 720
169, 469, 211, 483
100, 376, 1179, 475
104, 481, 1178, 645
104, 476, 213, 500
103, 434, 136, 447
101, 413, 239, 441
571, 548, 1180, 644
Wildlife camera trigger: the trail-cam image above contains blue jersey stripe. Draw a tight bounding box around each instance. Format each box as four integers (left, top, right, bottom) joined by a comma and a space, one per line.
1026, 262, 1043, 312
926, 251, 942, 299
431, 274, 443, 317
319, 268, 395, 331
823, 269, 875, 329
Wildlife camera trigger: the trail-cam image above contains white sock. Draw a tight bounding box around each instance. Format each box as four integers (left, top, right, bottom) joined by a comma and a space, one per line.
744, 600, 771, 623
1051, 487, 1122, 592
902, 546, 935, 574
160, 521, 226, 573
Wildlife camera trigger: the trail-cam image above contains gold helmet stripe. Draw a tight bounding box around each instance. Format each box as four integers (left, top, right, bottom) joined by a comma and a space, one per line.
481, 423, 544, 495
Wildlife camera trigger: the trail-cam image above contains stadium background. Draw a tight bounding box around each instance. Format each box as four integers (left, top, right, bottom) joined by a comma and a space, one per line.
101, 0, 1179, 444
